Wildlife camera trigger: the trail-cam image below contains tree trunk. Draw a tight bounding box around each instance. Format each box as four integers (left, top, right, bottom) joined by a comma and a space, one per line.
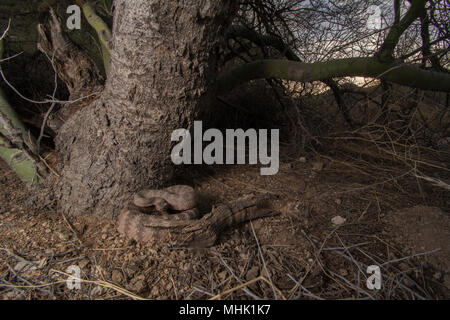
55, 0, 237, 217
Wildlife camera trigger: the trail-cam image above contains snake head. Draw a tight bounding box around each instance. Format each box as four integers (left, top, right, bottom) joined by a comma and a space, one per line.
153, 198, 170, 213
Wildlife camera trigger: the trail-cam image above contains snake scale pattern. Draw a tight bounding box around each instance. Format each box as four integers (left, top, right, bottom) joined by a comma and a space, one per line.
118, 185, 200, 240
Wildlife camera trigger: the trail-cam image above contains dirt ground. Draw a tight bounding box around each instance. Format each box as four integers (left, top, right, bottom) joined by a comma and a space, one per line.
0, 147, 449, 300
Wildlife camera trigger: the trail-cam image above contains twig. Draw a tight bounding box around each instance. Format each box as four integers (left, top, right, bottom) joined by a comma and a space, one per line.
60, 212, 84, 246
0, 67, 99, 105
380, 248, 442, 267
0, 51, 23, 63
250, 221, 284, 299
50, 269, 149, 300
287, 274, 324, 300
37, 50, 59, 153
213, 250, 261, 300
0, 19, 11, 40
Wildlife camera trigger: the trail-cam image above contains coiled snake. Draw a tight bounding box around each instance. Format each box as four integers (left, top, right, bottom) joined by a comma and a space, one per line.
118, 184, 199, 229
118, 185, 278, 247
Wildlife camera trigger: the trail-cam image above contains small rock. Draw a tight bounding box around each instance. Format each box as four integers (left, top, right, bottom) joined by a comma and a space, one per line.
14, 261, 30, 272
239, 252, 249, 260
433, 272, 442, 280
331, 215, 346, 226
78, 258, 90, 269
335, 199, 342, 205
151, 286, 160, 296
133, 274, 145, 282
245, 266, 260, 280
403, 278, 414, 287
338, 268, 348, 277
101, 224, 111, 234
57, 232, 70, 241
101, 233, 108, 240
299, 157, 307, 163
398, 263, 409, 271
111, 270, 124, 283
126, 264, 139, 277
91, 285, 104, 297
312, 161, 324, 172
133, 280, 147, 293
36, 258, 48, 269
218, 271, 228, 281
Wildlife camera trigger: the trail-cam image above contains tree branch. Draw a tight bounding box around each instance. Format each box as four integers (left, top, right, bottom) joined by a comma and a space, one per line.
217, 57, 450, 94
0, 44, 44, 184
377, 0, 427, 62
227, 24, 354, 125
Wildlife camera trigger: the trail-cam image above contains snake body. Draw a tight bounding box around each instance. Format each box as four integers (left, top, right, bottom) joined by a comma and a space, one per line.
118, 185, 200, 239
133, 185, 197, 211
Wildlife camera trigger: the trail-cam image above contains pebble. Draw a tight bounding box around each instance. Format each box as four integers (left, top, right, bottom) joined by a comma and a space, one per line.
151, 286, 160, 296
398, 262, 409, 271
131, 279, 147, 293
218, 271, 228, 281
312, 161, 324, 171
331, 215, 346, 226
79, 258, 90, 269
57, 232, 70, 241
111, 269, 124, 283
338, 268, 348, 277
245, 266, 260, 280
91, 285, 104, 297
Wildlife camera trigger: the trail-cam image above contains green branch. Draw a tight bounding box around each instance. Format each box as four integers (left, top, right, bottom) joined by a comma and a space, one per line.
0, 135, 43, 185
78, 0, 112, 73
227, 25, 355, 125
217, 57, 450, 94
0, 38, 44, 185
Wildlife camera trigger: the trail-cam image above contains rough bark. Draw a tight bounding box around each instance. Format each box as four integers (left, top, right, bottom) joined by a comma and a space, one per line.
55, 0, 237, 217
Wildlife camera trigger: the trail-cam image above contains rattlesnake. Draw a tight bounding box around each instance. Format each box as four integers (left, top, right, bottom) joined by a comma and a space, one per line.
118, 185, 200, 233
118, 187, 279, 246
